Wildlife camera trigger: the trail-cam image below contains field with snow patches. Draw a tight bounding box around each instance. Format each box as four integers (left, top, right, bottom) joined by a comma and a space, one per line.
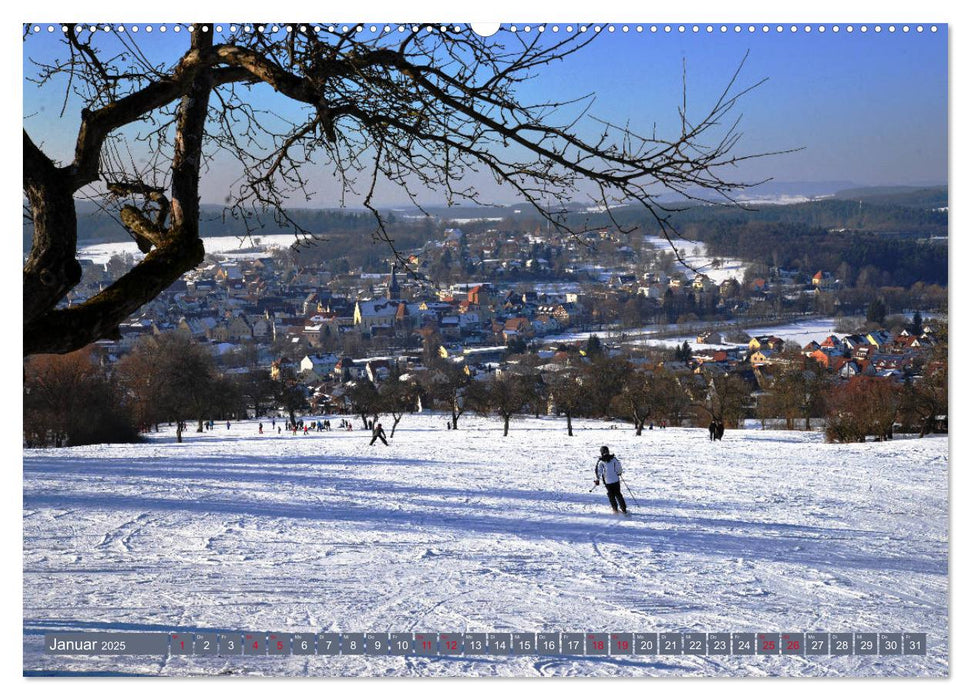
23, 414, 948, 677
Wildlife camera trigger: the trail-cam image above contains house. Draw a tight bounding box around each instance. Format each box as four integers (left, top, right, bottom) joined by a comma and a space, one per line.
300, 353, 339, 380
178, 316, 217, 339
215, 263, 243, 284
531, 314, 560, 335
419, 301, 456, 316
249, 315, 273, 340
270, 356, 300, 381
692, 274, 716, 292
870, 352, 915, 374
808, 348, 841, 370
749, 348, 776, 366
696, 330, 723, 345
812, 270, 836, 289
301, 318, 337, 348
842, 334, 870, 352
365, 359, 392, 384
443, 228, 465, 247
502, 317, 534, 343
302, 292, 319, 316
439, 315, 462, 339
866, 329, 893, 349
466, 284, 493, 307
353, 297, 399, 333
208, 316, 253, 343
837, 360, 866, 378
333, 357, 368, 381
748, 335, 784, 353
894, 333, 928, 350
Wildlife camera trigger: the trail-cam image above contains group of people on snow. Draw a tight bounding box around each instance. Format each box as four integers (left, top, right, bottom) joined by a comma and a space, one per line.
237, 413, 735, 517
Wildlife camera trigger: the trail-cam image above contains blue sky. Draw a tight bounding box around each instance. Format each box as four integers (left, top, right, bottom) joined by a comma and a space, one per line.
22, 23, 947, 206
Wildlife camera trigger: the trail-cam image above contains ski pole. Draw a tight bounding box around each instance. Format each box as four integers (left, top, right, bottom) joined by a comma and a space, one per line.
620, 475, 640, 507
588, 460, 601, 492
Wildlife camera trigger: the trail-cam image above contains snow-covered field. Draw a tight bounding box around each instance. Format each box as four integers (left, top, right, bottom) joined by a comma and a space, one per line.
644, 235, 745, 285
630, 318, 842, 351
546, 317, 840, 351
78, 234, 299, 265
23, 415, 948, 677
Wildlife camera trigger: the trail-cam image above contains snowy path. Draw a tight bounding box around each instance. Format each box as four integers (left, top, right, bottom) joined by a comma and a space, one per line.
23, 415, 948, 676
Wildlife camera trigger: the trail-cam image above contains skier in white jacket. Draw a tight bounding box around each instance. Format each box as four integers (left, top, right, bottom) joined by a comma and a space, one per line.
594, 445, 628, 515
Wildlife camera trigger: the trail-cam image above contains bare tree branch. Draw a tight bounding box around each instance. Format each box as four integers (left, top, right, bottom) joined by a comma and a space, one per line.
23, 24, 785, 355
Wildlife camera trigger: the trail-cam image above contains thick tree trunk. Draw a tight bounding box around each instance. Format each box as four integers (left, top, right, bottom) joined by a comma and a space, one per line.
23, 132, 83, 334
23, 28, 215, 356
503, 415, 510, 437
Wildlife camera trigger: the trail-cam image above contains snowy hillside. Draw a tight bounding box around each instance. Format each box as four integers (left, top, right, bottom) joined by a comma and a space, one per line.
643, 235, 745, 285
23, 415, 948, 677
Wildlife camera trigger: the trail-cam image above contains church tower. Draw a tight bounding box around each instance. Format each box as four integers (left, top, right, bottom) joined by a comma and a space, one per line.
387, 262, 400, 300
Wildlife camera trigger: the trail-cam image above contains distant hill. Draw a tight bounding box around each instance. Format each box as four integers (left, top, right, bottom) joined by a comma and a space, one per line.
833, 185, 948, 210
24, 203, 390, 252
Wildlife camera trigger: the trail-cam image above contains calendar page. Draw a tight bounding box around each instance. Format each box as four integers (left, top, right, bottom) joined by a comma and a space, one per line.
21, 17, 948, 679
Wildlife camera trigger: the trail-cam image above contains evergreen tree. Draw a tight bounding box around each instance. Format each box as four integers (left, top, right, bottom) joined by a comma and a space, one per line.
585, 334, 603, 358
866, 298, 887, 325
910, 310, 924, 335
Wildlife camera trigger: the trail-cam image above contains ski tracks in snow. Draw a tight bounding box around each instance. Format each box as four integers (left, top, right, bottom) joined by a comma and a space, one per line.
94, 512, 159, 554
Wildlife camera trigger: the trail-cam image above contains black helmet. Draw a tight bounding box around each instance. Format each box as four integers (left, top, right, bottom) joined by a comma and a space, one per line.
600, 445, 610, 457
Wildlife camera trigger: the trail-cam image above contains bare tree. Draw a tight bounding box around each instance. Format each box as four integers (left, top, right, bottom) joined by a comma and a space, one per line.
613, 365, 677, 435
275, 363, 309, 428
234, 368, 279, 418
24, 24, 776, 356
119, 331, 220, 442
116, 337, 170, 432
584, 355, 629, 417
421, 361, 471, 429
547, 366, 589, 436
469, 374, 531, 437
347, 379, 382, 430
25, 346, 138, 447
699, 371, 752, 429
825, 376, 904, 443
378, 374, 418, 438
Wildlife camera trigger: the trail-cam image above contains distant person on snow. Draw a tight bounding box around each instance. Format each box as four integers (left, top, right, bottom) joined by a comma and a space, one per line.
709, 419, 717, 441
594, 445, 627, 515
715, 420, 725, 441
370, 422, 388, 446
